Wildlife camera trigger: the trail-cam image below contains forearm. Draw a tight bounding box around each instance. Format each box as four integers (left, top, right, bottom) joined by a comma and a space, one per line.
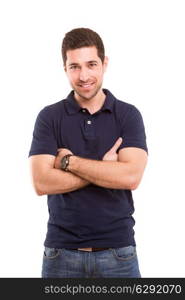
36, 168, 90, 195
68, 156, 135, 190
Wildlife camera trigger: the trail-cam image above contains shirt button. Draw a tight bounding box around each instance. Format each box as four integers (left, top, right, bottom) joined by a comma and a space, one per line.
87, 120, 91, 124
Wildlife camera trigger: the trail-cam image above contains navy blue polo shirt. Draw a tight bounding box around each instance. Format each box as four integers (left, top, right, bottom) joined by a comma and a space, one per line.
29, 89, 148, 249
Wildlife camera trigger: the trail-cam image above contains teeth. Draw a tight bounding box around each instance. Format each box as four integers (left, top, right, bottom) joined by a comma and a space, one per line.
80, 83, 93, 87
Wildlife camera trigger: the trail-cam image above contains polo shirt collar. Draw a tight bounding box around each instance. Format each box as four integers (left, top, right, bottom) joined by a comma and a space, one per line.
65, 89, 115, 115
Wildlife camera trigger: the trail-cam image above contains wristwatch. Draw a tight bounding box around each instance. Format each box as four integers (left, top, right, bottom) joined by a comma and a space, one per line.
60, 154, 73, 171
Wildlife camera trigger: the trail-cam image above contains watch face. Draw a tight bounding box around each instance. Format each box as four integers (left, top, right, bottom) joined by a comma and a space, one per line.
61, 154, 72, 171
61, 157, 67, 170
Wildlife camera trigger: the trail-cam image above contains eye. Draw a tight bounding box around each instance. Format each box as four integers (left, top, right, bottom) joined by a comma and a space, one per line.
69, 65, 79, 70
70, 66, 76, 69
89, 63, 97, 68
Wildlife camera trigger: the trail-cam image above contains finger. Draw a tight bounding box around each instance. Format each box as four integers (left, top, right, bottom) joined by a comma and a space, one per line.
109, 137, 123, 152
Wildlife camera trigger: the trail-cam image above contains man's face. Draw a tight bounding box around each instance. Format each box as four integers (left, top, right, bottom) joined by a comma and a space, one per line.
64, 46, 108, 101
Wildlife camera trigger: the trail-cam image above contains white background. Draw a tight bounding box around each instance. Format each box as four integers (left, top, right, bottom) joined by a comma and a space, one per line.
0, 0, 184, 277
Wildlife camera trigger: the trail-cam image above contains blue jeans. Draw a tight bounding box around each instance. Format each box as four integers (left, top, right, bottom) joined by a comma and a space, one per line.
41, 246, 141, 278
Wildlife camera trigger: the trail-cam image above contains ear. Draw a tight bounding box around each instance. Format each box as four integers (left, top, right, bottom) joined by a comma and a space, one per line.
63, 64, 67, 72
103, 56, 108, 72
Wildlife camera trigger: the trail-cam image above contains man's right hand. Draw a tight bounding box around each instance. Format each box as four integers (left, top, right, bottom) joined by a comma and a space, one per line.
102, 137, 123, 161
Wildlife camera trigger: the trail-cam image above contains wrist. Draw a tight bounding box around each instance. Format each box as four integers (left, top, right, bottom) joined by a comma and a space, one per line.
60, 154, 74, 171
67, 155, 78, 172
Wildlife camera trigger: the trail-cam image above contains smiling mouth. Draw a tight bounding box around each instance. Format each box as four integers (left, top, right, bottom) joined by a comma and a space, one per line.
78, 82, 94, 89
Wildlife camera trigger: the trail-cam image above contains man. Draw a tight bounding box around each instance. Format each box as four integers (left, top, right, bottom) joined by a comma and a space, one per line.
29, 28, 148, 278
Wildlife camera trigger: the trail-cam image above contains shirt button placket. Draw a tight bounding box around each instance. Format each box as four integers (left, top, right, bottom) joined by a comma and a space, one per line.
84, 118, 93, 137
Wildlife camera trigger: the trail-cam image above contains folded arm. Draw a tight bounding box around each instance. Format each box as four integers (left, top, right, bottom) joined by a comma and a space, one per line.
29, 154, 90, 195
29, 137, 147, 195
29, 138, 122, 196
68, 147, 148, 190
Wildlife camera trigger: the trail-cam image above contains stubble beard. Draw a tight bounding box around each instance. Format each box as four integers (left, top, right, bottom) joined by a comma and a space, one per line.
73, 83, 102, 101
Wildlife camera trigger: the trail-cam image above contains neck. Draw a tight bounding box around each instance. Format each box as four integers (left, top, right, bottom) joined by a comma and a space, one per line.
74, 89, 106, 114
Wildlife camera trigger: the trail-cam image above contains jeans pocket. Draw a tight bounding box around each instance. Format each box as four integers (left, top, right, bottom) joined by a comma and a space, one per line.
44, 247, 61, 259
111, 246, 136, 261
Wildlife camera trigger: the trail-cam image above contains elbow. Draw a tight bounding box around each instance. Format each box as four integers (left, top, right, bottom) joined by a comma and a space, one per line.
33, 181, 47, 196
130, 181, 139, 191
35, 188, 45, 196
126, 175, 141, 191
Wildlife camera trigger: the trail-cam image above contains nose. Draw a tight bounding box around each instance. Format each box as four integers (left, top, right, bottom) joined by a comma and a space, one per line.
79, 67, 89, 82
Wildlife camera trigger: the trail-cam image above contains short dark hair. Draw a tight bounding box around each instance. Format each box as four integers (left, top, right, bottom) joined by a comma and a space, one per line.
62, 28, 105, 65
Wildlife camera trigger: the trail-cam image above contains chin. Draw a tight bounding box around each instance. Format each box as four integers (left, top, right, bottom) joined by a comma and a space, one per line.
79, 93, 95, 101
75, 86, 102, 101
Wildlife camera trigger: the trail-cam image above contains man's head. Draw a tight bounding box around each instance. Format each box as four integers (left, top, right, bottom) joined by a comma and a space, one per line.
61, 28, 108, 102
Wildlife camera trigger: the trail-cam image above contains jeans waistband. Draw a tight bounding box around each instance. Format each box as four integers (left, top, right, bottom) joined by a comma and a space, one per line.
66, 247, 110, 252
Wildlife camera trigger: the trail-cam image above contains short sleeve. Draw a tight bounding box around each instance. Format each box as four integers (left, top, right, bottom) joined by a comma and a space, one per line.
118, 105, 148, 154
28, 107, 58, 157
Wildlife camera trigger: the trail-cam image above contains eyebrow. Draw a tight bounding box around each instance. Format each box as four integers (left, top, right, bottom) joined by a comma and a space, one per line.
88, 60, 98, 64
68, 60, 98, 67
